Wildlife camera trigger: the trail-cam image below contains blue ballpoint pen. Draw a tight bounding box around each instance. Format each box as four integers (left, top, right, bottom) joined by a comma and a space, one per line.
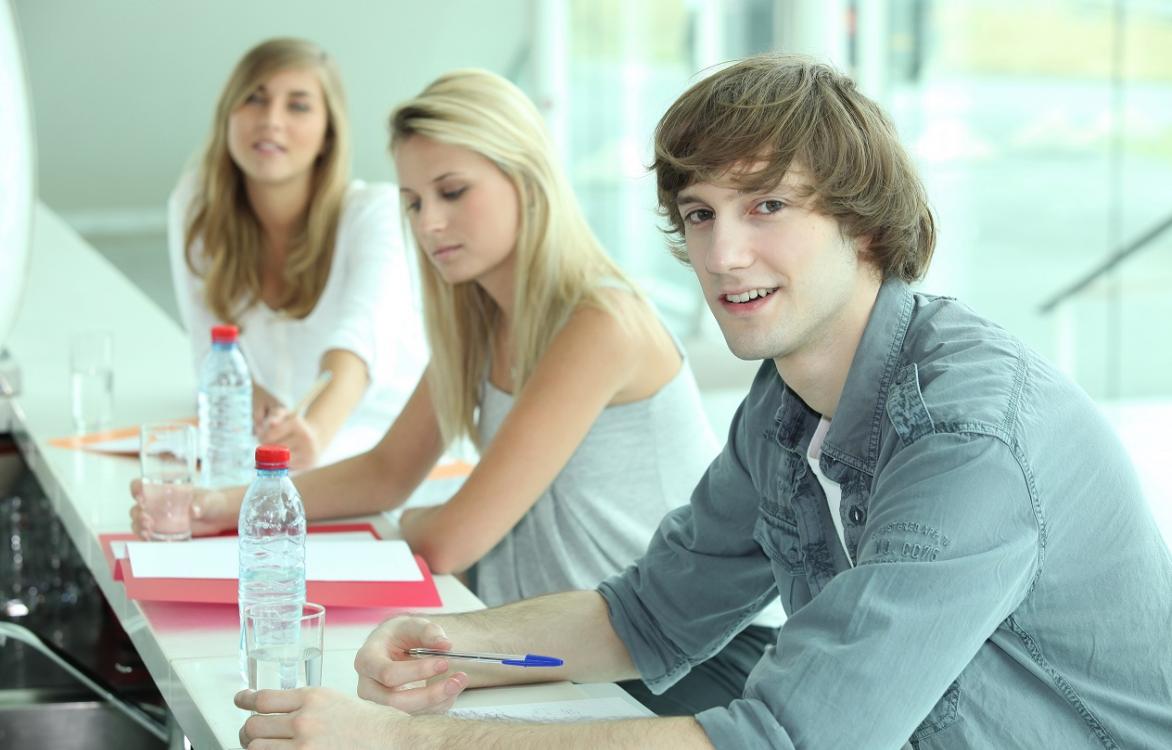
407, 647, 563, 667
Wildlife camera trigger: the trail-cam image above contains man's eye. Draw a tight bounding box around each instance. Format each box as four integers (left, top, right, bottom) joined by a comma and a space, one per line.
757, 199, 785, 214
684, 208, 713, 225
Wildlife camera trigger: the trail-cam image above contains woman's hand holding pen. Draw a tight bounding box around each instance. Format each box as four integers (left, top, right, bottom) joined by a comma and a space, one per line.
252, 382, 283, 433
254, 371, 333, 469
258, 407, 321, 470
354, 616, 468, 714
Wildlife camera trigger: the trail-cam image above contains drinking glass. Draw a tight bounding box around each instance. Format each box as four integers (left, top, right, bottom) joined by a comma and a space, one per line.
139, 422, 197, 541
244, 602, 325, 691
69, 331, 113, 432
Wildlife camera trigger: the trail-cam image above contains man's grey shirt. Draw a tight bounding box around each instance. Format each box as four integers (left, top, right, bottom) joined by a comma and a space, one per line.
599, 279, 1172, 748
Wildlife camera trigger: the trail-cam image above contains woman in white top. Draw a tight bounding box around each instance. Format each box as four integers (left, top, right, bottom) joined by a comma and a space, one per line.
170, 37, 426, 468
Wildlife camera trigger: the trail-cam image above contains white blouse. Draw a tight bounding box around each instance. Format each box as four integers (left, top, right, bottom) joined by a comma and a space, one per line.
168, 171, 428, 465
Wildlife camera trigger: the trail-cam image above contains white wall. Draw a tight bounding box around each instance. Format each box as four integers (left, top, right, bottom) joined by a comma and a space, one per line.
13, 0, 530, 223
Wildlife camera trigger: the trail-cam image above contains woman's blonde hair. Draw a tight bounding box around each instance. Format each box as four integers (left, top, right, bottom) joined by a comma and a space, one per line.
186, 37, 351, 323
390, 69, 644, 448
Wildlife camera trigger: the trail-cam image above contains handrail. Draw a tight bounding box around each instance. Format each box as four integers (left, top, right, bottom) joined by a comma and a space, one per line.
1038, 211, 1172, 314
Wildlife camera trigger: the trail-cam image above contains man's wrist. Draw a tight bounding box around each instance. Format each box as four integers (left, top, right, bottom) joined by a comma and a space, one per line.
381, 713, 453, 749
380, 710, 410, 745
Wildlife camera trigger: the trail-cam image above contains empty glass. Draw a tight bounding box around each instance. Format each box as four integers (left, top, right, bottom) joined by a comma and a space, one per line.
69, 331, 113, 432
138, 422, 197, 541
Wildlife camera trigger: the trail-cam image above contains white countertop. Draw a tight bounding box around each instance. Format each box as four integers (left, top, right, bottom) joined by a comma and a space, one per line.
3, 203, 646, 748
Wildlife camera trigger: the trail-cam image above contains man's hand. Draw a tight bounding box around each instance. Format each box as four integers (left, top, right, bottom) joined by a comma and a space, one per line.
258, 409, 321, 470
129, 478, 237, 538
236, 687, 404, 749
353, 616, 468, 713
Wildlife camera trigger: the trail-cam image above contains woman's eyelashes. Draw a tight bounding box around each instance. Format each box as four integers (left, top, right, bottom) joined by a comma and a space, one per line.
241, 91, 313, 114
403, 185, 468, 214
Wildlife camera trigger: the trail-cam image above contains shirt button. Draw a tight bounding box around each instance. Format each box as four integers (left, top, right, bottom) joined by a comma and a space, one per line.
848, 505, 866, 525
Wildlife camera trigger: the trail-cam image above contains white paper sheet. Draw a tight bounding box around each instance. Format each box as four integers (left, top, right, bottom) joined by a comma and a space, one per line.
124, 533, 422, 582
449, 697, 652, 722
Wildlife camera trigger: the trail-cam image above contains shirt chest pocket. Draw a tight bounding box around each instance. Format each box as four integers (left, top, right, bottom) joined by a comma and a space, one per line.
752, 506, 805, 577
910, 678, 961, 745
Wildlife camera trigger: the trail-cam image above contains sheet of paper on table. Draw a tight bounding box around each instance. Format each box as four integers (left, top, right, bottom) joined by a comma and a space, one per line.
449, 697, 653, 722
121, 534, 423, 582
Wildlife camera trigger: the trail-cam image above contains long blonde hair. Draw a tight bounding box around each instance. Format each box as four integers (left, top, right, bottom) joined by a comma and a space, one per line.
390, 69, 644, 448
186, 37, 351, 323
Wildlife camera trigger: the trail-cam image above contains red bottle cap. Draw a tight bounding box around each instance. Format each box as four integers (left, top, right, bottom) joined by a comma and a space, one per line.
255, 444, 290, 470
211, 324, 239, 343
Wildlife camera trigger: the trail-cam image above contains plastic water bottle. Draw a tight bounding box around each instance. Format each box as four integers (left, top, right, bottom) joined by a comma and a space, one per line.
198, 324, 253, 488
238, 444, 307, 682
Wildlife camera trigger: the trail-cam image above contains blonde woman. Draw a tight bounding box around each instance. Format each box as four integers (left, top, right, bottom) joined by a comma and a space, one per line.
169, 38, 427, 469
139, 69, 770, 714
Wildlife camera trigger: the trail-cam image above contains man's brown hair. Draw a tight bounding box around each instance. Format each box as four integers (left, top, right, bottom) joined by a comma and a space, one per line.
654, 54, 935, 282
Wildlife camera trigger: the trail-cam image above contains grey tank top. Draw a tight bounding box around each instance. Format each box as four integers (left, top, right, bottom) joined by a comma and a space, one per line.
472, 342, 719, 607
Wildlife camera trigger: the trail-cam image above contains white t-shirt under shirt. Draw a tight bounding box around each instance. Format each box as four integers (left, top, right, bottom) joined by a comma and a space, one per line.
168, 171, 428, 465
808, 417, 849, 562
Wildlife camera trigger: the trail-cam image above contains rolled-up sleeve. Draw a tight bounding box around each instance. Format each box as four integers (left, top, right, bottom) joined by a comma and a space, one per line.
598, 396, 780, 692
694, 432, 1042, 749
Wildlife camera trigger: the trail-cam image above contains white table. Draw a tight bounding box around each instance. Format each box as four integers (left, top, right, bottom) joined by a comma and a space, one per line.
2, 204, 646, 749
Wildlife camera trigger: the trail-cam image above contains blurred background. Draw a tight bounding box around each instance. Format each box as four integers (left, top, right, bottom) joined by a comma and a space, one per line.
12, 0, 1172, 402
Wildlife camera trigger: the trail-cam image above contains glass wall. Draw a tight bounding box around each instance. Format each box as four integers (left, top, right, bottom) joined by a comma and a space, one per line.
528, 0, 1172, 401
876, 0, 1172, 400
525, 0, 779, 336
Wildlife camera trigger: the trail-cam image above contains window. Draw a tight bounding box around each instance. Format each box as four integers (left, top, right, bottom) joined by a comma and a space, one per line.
526, 0, 779, 337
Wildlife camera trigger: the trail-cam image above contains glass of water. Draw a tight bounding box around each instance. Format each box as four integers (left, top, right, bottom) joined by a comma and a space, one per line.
244, 602, 325, 691
69, 331, 113, 432
139, 422, 197, 541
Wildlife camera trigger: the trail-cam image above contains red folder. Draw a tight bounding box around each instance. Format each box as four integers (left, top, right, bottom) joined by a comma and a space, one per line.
99, 524, 442, 608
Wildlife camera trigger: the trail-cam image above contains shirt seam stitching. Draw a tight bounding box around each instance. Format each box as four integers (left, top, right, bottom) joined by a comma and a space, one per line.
1004, 616, 1121, 748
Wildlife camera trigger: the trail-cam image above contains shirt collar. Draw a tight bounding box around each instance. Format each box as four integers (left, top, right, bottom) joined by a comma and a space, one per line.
766, 278, 914, 473
820, 277, 915, 475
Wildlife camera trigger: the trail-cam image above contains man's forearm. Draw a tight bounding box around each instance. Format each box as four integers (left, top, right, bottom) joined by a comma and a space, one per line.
423, 590, 640, 687
391, 715, 714, 750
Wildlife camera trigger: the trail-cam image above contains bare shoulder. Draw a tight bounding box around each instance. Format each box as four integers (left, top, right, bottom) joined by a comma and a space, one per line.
555, 288, 682, 404
554, 288, 648, 354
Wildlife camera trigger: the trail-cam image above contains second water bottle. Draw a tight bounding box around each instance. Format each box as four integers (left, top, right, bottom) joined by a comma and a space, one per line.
198, 324, 253, 488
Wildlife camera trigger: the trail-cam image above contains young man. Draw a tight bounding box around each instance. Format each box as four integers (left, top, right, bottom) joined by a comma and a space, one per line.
237, 54, 1172, 750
